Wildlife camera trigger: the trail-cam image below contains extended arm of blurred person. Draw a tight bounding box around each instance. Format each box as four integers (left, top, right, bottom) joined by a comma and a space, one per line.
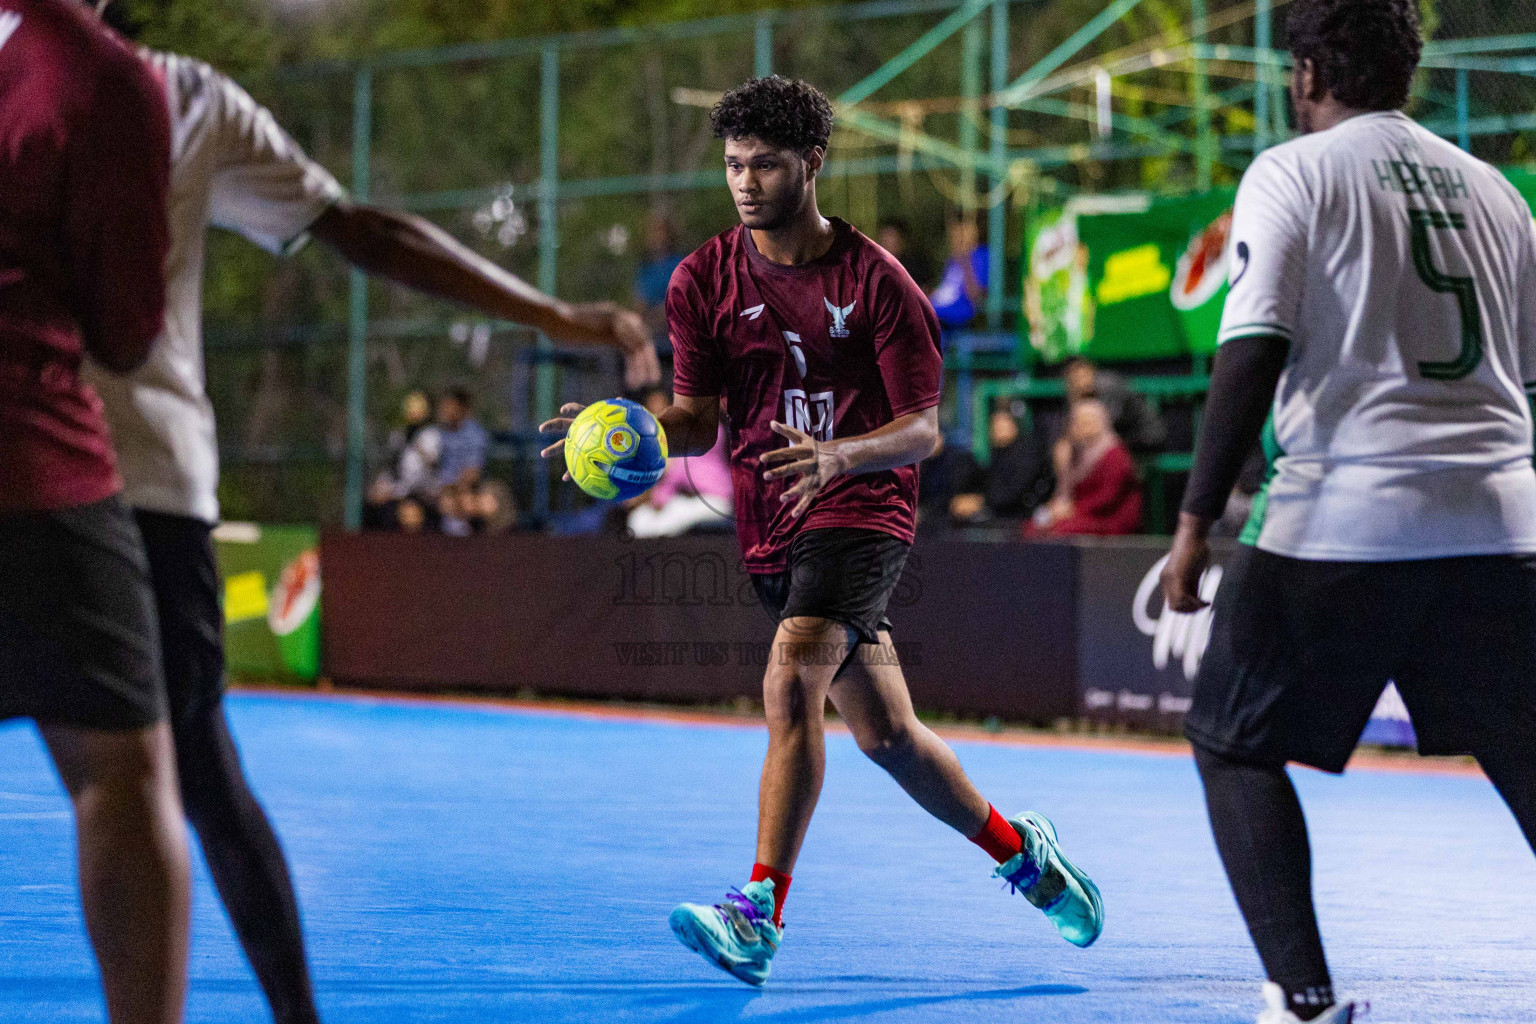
308, 201, 660, 388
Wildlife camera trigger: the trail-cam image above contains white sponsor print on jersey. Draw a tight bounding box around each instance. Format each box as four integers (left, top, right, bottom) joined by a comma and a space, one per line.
0, 11, 20, 53
783, 331, 807, 378
783, 389, 835, 441
824, 297, 855, 338
741, 303, 765, 320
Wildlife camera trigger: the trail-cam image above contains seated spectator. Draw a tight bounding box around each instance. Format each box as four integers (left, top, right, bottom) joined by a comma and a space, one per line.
916, 430, 969, 527
439, 478, 517, 536
364, 390, 442, 530
471, 479, 518, 535
395, 497, 429, 534
1028, 399, 1142, 537
626, 388, 733, 538
438, 485, 471, 537
947, 404, 1053, 526
929, 215, 988, 329
1063, 356, 1168, 454
434, 386, 490, 534
877, 218, 936, 291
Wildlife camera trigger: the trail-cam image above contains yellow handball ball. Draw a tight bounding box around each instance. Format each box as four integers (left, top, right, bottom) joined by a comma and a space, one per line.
562, 398, 669, 501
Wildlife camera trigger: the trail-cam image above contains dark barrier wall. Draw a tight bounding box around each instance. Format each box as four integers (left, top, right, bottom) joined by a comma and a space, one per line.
1073, 538, 1235, 730
321, 532, 1085, 721
321, 533, 1428, 741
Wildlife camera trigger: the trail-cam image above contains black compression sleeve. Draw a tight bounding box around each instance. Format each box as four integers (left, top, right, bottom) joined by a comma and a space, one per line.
1181, 334, 1290, 521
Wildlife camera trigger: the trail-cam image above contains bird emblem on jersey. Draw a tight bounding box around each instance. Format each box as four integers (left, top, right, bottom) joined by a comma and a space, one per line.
824, 297, 855, 338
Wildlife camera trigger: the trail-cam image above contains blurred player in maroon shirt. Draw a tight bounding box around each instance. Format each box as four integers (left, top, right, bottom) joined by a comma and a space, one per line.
0, 1, 191, 1022
542, 77, 1103, 985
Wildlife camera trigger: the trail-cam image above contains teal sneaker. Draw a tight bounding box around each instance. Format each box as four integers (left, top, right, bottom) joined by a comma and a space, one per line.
993, 811, 1104, 948
668, 880, 781, 986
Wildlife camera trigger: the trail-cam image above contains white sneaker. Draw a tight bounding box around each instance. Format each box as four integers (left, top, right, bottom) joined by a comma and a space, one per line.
1256, 981, 1364, 1024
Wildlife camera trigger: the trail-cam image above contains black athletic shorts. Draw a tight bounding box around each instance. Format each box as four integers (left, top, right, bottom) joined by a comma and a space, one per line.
135, 510, 226, 725
0, 495, 165, 729
1185, 545, 1536, 774
750, 527, 910, 646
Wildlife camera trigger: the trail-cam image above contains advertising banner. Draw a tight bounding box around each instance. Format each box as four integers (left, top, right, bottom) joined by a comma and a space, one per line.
1504, 166, 1536, 214
1025, 167, 1536, 365
1024, 190, 1236, 364
1022, 204, 1094, 363
214, 522, 321, 682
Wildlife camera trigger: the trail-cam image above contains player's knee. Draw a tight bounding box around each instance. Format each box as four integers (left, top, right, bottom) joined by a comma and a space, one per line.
58, 726, 181, 826
762, 669, 823, 732
858, 723, 917, 766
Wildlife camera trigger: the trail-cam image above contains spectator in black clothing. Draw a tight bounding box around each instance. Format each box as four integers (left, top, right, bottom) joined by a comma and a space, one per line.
1064, 356, 1168, 454
877, 218, 936, 290
917, 430, 970, 524
947, 404, 1054, 525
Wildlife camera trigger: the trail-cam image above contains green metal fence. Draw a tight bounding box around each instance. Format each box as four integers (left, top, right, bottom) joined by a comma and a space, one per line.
207, 0, 1536, 528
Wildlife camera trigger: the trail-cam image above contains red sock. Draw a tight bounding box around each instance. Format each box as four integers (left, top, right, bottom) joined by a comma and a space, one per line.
969, 805, 1024, 864
749, 863, 791, 926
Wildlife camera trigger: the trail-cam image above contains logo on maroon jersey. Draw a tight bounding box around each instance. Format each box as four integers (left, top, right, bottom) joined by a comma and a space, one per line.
784, 389, 835, 441
783, 331, 808, 378
741, 303, 766, 320
824, 297, 855, 338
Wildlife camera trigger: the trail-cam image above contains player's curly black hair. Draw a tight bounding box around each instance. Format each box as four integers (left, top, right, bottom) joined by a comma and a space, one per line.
1286, 0, 1422, 111
709, 76, 836, 154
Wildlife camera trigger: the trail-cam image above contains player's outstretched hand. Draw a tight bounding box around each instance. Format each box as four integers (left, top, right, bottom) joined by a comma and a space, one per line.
613, 309, 661, 390
1161, 512, 1212, 613
761, 421, 847, 518
564, 302, 660, 390
539, 402, 587, 482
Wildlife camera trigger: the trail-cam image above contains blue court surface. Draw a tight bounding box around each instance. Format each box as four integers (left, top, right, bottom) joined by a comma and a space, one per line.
2, 692, 1533, 1024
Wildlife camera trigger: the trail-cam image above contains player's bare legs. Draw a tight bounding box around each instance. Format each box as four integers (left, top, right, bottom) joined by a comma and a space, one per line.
754, 616, 849, 872
669, 615, 850, 985
829, 631, 1102, 948
41, 722, 191, 1024
827, 630, 989, 836
749, 617, 1100, 947
673, 611, 1104, 984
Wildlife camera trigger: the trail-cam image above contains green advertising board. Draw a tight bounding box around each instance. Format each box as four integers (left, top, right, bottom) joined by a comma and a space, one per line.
1023, 166, 1536, 367
1506, 166, 1536, 214
1024, 189, 1236, 364
213, 522, 321, 682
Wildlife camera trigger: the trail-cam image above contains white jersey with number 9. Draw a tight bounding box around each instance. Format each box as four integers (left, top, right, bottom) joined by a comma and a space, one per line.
1222, 109, 1536, 560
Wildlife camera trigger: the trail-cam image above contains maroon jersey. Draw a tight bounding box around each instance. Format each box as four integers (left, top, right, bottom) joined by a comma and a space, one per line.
668, 219, 942, 572
0, 0, 171, 513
